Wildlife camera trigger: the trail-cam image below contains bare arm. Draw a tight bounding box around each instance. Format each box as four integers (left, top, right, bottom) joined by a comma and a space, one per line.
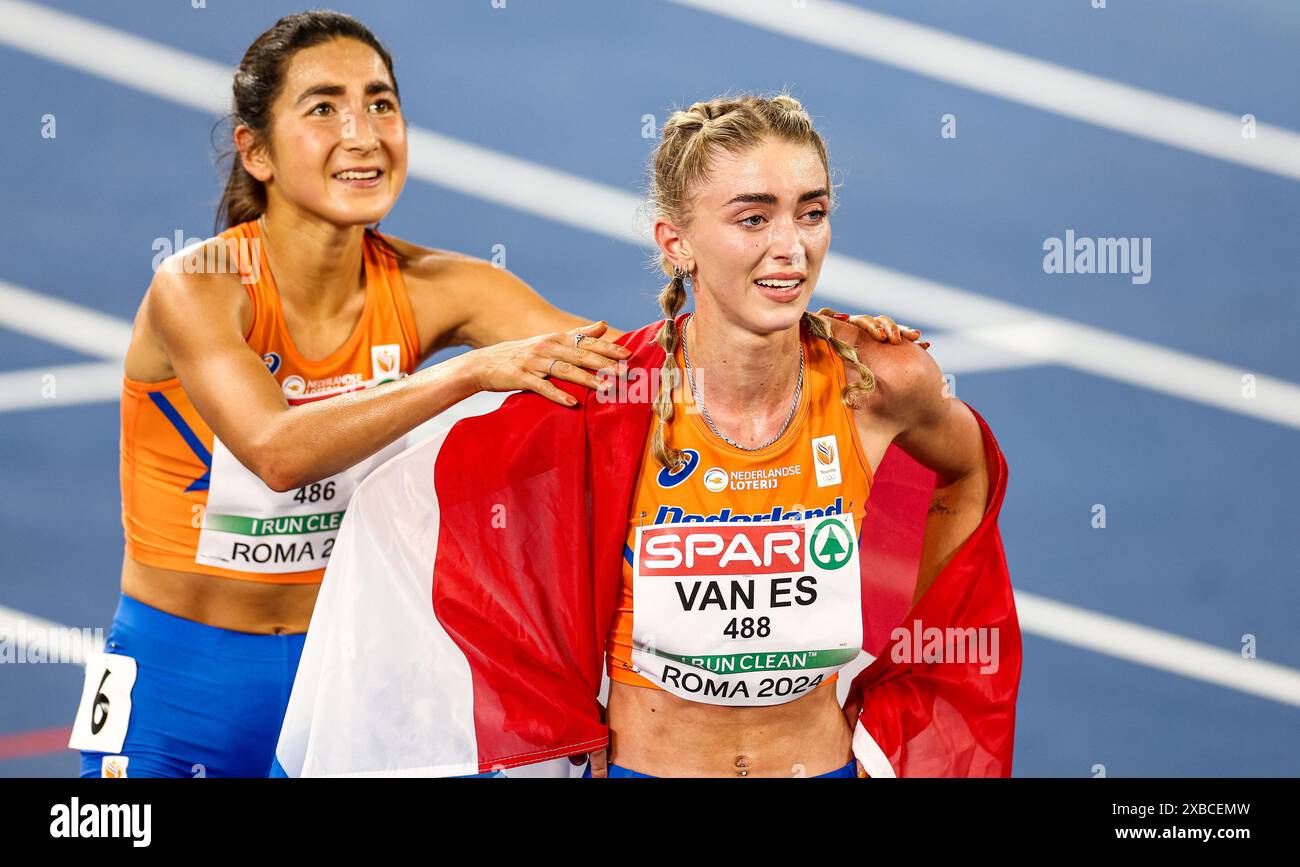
839, 327, 988, 604
399, 250, 628, 386
150, 242, 637, 492
912, 466, 989, 604
449, 262, 626, 346
148, 267, 483, 493
883, 345, 989, 603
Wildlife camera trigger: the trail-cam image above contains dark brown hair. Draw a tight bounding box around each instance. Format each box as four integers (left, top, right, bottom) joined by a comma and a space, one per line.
214, 10, 399, 232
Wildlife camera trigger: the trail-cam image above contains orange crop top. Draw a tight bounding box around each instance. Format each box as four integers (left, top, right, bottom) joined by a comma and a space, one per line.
607, 317, 874, 706
120, 220, 421, 584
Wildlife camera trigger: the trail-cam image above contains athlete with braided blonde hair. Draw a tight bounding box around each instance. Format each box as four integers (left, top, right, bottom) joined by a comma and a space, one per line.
591, 93, 991, 778
71, 10, 917, 780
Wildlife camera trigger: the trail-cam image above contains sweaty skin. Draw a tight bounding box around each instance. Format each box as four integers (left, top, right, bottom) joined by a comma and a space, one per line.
119, 38, 629, 635
123, 236, 625, 634
606, 332, 989, 778
123, 40, 919, 637
601, 136, 987, 777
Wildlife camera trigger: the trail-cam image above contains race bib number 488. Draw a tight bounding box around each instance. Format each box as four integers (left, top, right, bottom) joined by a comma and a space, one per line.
630, 514, 862, 707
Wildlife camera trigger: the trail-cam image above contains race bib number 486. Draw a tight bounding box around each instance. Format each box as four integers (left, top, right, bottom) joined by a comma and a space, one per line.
630, 514, 862, 707
195, 434, 407, 574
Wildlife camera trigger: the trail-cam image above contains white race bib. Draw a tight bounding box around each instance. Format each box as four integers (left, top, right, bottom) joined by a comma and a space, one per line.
196, 433, 407, 575
68, 651, 137, 753
630, 513, 862, 706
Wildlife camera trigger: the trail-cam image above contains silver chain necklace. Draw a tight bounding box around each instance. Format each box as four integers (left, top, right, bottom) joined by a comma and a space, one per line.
680, 315, 804, 451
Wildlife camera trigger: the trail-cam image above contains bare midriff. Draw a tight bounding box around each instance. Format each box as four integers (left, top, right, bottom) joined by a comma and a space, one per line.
606, 679, 854, 778
120, 556, 319, 635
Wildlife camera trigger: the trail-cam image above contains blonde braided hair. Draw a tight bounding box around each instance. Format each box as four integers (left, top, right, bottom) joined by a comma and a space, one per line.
648, 93, 875, 471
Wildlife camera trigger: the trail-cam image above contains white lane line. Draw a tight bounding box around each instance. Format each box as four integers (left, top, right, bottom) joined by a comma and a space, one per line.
0, 0, 644, 245
406, 128, 645, 245
3, 592, 1297, 709
921, 332, 1042, 376
1016, 590, 1300, 710
0, 280, 132, 360
3, 0, 1294, 716
0, 0, 229, 116
813, 259, 1300, 430
0, 362, 122, 412
0, 302, 1032, 413
668, 0, 1300, 182
0, 275, 1029, 415
2, 0, 1298, 431
0, 605, 102, 665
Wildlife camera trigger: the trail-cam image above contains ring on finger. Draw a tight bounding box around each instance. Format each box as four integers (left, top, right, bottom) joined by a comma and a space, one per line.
574, 333, 590, 348
548, 358, 561, 377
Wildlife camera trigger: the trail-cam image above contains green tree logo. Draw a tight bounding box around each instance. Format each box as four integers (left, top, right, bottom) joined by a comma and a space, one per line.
809, 518, 853, 570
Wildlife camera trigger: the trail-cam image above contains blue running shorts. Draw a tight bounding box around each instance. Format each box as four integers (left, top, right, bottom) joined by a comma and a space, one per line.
76, 594, 305, 778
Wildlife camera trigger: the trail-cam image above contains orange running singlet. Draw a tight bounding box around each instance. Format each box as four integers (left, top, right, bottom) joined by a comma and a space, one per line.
120, 220, 421, 584
607, 317, 874, 706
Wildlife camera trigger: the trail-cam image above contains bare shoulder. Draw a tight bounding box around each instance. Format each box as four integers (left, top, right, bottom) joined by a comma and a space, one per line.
145, 242, 253, 334
383, 234, 481, 277
384, 234, 541, 354
828, 318, 983, 485
128, 242, 253, 380
827, 318, 947, 425
385, 233, 569, 353
383, 233, 519, 292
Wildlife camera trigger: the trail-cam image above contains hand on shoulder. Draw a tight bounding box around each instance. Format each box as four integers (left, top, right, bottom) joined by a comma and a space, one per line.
826, 317, 948, 429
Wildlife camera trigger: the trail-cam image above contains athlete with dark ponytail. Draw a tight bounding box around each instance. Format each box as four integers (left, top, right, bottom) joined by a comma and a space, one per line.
70, 13, 913, 777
